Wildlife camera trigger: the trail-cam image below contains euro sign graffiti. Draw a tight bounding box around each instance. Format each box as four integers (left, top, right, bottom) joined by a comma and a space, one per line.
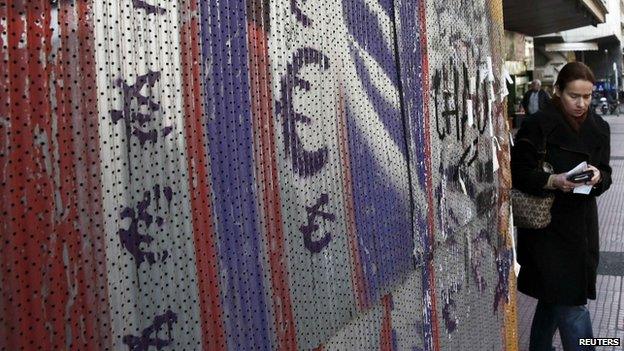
300, 193, 335, 253
275, 47, 330, 178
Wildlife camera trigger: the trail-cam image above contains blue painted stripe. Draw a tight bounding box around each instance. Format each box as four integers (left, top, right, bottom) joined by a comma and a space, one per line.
199, 0, 271, 349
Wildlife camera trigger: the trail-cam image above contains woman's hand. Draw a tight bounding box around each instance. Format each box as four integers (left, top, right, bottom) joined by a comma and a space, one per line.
551, 173, 580, 192
585, 165, 601, 186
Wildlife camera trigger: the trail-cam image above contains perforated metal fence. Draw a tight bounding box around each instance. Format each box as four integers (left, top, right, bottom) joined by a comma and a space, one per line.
0, 0, 517, 350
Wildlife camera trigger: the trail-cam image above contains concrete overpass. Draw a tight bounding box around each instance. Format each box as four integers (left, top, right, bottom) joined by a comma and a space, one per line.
504, 0, 609, 36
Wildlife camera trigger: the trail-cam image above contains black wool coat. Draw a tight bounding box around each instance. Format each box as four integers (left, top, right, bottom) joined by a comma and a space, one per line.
511, 104, 612, 305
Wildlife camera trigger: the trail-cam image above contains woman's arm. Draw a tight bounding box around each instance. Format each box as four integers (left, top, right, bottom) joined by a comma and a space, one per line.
510, 117, 552, 195
590, 124, 612, 196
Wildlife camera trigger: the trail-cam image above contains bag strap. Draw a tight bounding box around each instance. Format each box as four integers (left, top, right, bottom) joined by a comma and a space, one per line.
537, 135, 546, 168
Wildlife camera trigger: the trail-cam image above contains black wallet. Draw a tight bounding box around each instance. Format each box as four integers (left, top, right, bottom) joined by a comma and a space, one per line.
567, 170, 594, 183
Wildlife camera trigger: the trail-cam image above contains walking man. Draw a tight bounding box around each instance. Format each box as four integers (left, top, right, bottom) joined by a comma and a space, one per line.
522, 79, 551, 115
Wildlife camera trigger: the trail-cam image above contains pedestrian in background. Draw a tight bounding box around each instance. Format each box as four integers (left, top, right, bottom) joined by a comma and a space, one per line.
522, 79, 551, 115
511, 62, 612, 351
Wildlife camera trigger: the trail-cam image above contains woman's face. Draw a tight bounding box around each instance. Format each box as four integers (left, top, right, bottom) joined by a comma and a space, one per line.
558, 79, 594, 118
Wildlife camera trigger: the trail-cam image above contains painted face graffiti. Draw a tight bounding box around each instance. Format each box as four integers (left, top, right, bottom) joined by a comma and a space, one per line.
118, 185, 173, 267
122, 310, 177, 351
290, 0, 312, 27
132, 0, 167, 15
110, 70, 174, 147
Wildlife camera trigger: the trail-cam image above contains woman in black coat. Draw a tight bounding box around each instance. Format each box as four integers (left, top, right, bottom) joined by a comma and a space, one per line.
511, 62, 612, 351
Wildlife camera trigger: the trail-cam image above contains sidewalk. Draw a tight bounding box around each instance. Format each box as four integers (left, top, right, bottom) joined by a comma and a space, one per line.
516, 115, 624, 351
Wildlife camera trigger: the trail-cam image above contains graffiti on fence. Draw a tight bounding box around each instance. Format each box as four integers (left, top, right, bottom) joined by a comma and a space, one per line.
0, 0, 513, 349
118, 186, 173, 267
122, 310, 178, 351
275, 47, 331, 178
132, 0, 167, 15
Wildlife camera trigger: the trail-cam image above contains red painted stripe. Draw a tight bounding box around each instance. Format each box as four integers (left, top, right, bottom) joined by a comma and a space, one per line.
1, 1, 110, 349
247, 21, 299, 350
54, 1, 112, 348
179, 1, 227, 349
3, 2, 65, 348
380, 294, 394, 351
0, 5, 7, 347
417, 1, 441, 350
336, 82, 369, 310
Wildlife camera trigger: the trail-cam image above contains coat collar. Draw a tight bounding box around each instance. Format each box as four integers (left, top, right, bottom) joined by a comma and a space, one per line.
537, 103, 608, 156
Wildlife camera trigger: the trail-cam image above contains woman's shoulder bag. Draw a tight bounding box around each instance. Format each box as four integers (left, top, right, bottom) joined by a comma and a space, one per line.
511, 135, 555, 229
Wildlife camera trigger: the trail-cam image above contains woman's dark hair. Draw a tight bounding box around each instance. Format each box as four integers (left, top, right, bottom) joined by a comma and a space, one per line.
554, 62, 595, 92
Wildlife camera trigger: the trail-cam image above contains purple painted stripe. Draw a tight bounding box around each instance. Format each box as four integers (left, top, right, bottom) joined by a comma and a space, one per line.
377, 0, 394, 19
412, 0, 441, 348
345, 104, 414, 304
199, 0, 271, 349
419, 228, 436, 351
396, 6, 428, 191
342, 0, 399, 87
395, 0, 437, 349
350, 47, 407, 158
342, 0, 414, 305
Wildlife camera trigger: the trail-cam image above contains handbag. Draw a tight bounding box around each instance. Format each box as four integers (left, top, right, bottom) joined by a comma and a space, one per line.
510, 188, 554, 229
510, 137, 555, 229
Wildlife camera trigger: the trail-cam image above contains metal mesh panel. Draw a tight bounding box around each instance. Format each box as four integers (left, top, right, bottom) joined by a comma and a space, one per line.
420, 0, 517, 349
0, 0, 516, 350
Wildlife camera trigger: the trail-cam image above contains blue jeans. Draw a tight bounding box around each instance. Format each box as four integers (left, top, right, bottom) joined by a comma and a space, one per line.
530, 300, 595, 351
